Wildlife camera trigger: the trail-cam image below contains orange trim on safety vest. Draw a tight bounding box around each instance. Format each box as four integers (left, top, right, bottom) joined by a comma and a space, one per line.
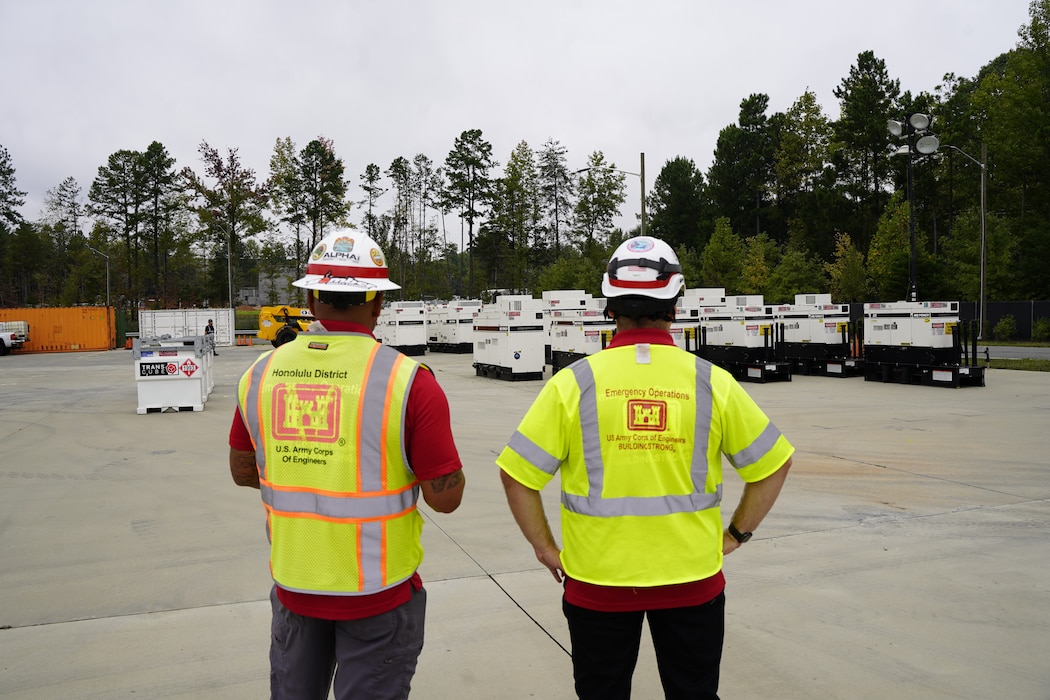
356, 524, 364, 591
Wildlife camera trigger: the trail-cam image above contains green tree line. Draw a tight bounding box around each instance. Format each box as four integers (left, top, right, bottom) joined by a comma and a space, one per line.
2, 2, 1049, 324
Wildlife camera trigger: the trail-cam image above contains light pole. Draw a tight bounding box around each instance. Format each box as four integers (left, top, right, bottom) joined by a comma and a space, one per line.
888, 115, 939, 302
942, 143, 988, 339
227, 225, 234, 309
87, 245, 110, 308
553, 168, 563, 255
575, 152, 647, 237
211, 212, 235, 309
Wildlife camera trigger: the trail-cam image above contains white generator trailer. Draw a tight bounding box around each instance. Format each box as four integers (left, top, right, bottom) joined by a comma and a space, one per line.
427, 299, 481, 353
671, 288, 728, 353
544, 290, 614, 372
694, 300, 792, 383
375, 301, 427, 356
473, 295, 547, 381
862, 301, 984, 387
769, 295, 859, 377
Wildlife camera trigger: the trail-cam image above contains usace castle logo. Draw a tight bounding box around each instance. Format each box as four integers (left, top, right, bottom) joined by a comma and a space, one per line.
272, 384, 341, 442
627, 399, 667, 431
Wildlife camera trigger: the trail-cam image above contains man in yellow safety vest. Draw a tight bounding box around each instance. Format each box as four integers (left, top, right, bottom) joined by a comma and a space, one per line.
497, 235, 793, 699
230, 231, 466, 700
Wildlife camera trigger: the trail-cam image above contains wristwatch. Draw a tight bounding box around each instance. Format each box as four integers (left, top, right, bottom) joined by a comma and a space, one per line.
727, 522, 752, 544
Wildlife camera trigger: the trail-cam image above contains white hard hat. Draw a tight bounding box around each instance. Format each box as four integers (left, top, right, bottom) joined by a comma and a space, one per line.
293, 231, 401, 292
601, 236, 685, 300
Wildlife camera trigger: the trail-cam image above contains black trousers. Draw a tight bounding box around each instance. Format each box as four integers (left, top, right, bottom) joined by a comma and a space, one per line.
563, 592, 725, 700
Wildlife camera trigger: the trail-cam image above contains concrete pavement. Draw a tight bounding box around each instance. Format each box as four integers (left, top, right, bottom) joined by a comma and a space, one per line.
1, 345, 1048, 699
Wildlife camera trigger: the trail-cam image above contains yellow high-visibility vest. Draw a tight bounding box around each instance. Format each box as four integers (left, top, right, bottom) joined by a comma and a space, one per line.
238, 331, 423, 595
497, 342, 793, 587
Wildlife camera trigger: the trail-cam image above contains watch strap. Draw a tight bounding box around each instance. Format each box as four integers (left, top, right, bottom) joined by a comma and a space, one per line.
728, 522, 752, 544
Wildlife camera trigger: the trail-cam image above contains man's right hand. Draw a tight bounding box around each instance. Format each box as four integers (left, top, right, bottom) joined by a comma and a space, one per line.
535, 544, 564, 583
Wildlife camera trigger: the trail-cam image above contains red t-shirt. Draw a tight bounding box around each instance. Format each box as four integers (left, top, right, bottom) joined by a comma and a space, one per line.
230, 321, 462, 619
562, 327, 726, 612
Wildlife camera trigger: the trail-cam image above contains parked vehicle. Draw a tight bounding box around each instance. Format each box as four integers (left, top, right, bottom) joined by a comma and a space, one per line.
0, 320, 30, 356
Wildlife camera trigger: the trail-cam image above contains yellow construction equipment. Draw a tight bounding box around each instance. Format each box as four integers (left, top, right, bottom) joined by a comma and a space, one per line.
257, 306, 314, 347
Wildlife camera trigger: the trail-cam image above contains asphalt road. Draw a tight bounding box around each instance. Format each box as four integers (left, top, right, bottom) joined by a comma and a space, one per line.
978, 344, 1050, 360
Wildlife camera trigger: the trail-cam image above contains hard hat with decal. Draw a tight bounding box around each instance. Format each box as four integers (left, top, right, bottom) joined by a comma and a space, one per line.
293, 231, 401, 292
601, 236, 685, 300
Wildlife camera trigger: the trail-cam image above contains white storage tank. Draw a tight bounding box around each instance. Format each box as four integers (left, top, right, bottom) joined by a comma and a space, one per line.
132, 336, 212, 413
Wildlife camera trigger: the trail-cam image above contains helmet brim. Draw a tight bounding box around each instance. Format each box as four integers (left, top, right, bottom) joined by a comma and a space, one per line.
292, 275, 401, 292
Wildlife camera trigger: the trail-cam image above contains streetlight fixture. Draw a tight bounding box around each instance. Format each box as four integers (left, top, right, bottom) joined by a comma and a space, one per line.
87, 245, 110, 308
575, 152, 647, 237
888, 114, 939, 301
942, 143, 988, 339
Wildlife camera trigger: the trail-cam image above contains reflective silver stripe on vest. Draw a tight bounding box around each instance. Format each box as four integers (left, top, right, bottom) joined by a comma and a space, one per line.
507, 430, 561, 475
562, 355, 721, 517
260, 484, 416, 519
242, 352, 275, 480
729, 419, 783, 471
360, 344, 417, 491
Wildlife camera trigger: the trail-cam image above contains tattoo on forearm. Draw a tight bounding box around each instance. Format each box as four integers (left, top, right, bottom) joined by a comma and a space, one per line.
231, 451, 261, 488
428, 470, 463, 493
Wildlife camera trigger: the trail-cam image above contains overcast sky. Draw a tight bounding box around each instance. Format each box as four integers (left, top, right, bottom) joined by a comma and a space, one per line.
1, 0, 1033, 237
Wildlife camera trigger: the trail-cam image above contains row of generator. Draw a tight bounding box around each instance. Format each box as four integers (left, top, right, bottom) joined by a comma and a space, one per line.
372, 290, 985, 388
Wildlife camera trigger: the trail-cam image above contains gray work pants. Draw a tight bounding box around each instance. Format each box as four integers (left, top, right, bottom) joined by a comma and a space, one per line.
269, 584, 426, 700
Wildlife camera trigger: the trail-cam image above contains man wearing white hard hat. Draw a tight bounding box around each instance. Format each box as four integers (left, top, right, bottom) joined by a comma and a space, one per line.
228, 231, 466, 700
498, 235, 793, 699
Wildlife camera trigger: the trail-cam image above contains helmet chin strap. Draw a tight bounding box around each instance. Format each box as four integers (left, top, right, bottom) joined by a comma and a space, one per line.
606, 255, 681, 281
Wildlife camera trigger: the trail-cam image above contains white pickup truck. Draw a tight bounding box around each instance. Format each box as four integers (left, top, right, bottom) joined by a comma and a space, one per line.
0, 320, 30, 355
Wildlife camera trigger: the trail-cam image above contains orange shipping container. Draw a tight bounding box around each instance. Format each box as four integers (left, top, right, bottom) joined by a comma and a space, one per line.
0, 307, 116, 353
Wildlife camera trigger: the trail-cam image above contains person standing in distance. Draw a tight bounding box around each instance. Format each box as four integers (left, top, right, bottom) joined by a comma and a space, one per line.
497, 236, 793, 700
229, 231, 466, 700
204, 318, 218, 355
